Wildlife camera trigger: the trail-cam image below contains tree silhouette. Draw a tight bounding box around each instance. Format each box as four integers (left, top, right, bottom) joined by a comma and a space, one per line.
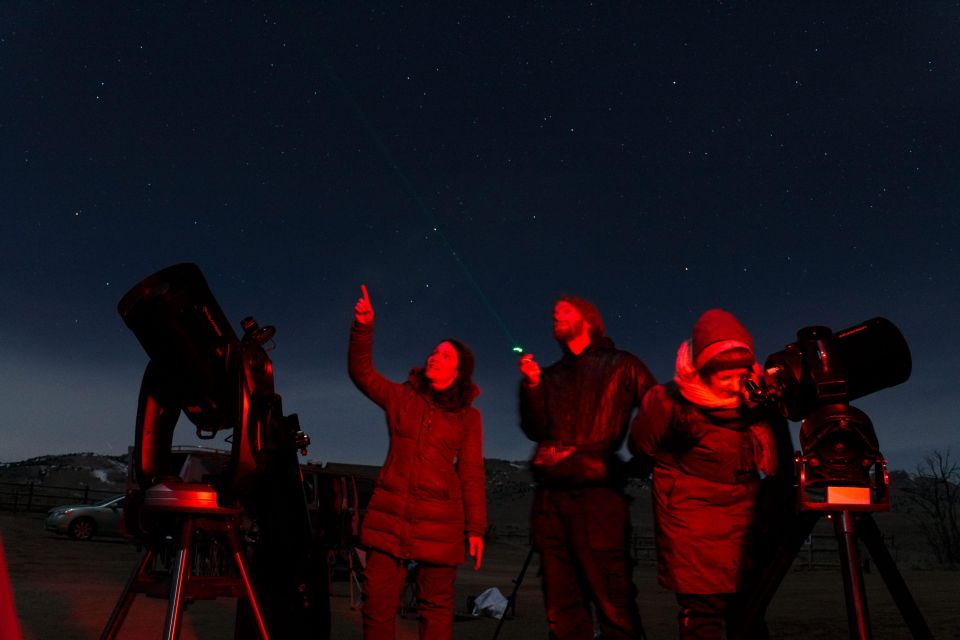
901, 449, 960, 567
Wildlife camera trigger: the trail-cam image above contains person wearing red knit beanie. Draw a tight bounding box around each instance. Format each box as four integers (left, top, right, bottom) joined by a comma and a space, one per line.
629, 309, 794, 640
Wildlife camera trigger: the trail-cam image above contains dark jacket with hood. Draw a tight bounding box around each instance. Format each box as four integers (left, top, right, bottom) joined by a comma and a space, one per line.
519, 337, 656, 487
348, 322, 487, 566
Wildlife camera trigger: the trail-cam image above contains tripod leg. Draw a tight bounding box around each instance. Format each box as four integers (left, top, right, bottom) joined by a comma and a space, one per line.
99, 546, 155, 640
857, 515, 933, 640
349, 548, 362, 610
163, 517, 195, 640
834, 511, 871, 639
226, 521, 271, 640
492, 545, 536, 640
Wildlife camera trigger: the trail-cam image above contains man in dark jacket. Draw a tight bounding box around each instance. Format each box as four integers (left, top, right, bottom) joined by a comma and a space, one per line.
518, 295, 656, 639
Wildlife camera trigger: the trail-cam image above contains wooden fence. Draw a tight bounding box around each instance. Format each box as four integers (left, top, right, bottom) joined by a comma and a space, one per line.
485, 526, 897, 569
0, 481, 120, 514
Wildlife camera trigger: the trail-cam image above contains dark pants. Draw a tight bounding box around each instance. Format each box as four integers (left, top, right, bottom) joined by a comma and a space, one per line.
362, 549, 456, 640
676, 594, 731, 640
531, 486, 644, 640
676, 593, 768, 640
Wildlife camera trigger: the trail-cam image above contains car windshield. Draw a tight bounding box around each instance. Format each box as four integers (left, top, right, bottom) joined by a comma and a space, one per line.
92, 495, 123, 507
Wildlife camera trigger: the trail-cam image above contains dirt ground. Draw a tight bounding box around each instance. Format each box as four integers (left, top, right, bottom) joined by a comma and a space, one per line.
2, 510, 958, 639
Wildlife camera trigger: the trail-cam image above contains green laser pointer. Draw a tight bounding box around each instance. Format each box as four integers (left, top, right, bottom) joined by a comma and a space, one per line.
512, 346, 524, 355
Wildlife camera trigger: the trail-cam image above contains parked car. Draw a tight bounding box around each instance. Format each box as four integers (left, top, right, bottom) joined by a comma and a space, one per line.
45, 494, 125, 541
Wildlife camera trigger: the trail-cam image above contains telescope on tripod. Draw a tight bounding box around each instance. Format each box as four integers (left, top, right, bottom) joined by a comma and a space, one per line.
100, 263, 329, 640
739, 317, 932, 640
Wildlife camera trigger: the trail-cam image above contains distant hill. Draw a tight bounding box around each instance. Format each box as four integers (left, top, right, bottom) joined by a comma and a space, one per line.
0, 453, 129, 491
0, 452, 921, 501
0, 453, 534, 489
0, 453, 539, 523
0, 453, 542, 532
2, 452, 946, 565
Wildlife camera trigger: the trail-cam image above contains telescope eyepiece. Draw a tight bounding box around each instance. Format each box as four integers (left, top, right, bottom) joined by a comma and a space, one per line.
241, 316, 277, 345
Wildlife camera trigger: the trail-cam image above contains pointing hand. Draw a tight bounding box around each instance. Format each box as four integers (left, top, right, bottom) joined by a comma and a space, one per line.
354, 284, 375, 325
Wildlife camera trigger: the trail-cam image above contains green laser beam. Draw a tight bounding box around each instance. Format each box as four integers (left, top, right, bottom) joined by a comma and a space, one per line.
320, 58, 521, 353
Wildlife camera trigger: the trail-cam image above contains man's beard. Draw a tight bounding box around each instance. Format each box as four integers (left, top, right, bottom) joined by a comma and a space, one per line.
553, 318, 584, 342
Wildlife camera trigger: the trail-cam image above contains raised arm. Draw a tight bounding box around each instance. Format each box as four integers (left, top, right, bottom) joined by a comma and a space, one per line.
347, 285, 397, 409
518, 354, 549, 442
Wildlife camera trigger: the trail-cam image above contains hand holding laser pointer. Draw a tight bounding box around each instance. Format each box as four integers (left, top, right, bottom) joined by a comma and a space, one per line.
354, 284, 375, 326
518, 352, 541, 387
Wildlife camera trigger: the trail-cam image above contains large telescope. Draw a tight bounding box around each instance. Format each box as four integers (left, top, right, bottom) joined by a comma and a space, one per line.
750, 317, 911, 502
738, 317, 931, 639
116, 263, 328, 639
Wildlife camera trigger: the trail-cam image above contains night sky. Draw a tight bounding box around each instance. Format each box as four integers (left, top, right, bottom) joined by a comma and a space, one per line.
1, 4, 957, 470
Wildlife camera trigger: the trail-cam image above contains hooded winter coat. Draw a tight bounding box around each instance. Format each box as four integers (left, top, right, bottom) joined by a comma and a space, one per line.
629, 382, 793, 594
348, 322, 487, 566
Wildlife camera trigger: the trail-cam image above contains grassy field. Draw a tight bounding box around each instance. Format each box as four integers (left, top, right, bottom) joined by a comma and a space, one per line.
2, 509, 958, 639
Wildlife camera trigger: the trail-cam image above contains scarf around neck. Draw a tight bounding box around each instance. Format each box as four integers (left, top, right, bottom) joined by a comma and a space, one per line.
672, 339, 778, 476
673, 339, 744, 409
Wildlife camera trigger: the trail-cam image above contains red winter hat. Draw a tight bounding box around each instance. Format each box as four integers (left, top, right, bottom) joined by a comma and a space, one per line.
692, 309, 754, 371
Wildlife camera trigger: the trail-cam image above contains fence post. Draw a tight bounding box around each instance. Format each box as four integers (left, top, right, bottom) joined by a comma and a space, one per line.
3, 480, 119, 514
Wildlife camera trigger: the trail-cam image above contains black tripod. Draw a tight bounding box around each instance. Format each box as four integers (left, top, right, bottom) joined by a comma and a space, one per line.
739, 508, 932, 640
736, 414, 933, 640
491, 545, 535, 640
490, 542, 649, 640
735, 317, 930, 639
